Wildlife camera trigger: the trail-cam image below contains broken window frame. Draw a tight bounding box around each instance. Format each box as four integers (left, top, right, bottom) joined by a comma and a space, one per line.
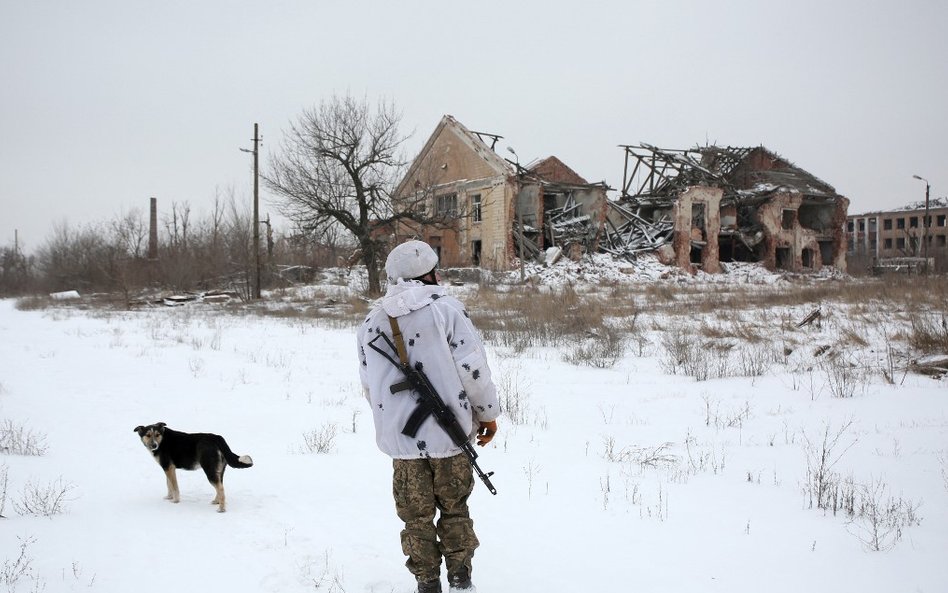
436, 193, 458, 218
470, 193, 482, 223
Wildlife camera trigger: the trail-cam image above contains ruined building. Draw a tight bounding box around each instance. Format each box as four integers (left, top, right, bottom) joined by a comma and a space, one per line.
392, 115, 608, 269
608, 145, 850, 273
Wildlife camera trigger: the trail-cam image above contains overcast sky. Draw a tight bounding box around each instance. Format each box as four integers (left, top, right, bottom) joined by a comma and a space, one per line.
2, 0, 946, 251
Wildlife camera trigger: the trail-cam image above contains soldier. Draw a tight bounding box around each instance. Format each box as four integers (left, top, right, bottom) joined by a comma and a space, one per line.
357, 240, 500, 593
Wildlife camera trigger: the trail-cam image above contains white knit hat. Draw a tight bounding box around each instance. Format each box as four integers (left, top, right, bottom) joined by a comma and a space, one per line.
385, 240, 439, 282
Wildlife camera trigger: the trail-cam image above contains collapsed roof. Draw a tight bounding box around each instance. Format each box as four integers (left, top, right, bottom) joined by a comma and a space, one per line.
619, 144, 841, 206
606, 144, 850, 271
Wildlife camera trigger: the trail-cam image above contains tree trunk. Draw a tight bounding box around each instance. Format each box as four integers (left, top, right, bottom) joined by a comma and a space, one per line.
362, 240, 382, 296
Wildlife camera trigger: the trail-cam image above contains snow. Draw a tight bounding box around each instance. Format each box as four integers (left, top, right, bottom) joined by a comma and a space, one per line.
1, 269, 947, 592
495, 252, 789, 286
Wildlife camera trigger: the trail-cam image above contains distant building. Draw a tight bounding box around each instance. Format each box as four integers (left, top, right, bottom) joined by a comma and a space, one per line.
847, 199, 948, 273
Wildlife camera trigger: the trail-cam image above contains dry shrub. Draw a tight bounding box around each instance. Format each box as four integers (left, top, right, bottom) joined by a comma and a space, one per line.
840, 324, 870, 347
0, 420, 48, 456
473, 285, 612, 352
562, 326, 628, 368
300, 423, 338, 454
698, 321, 729, 340
13, 477, 74, 517
14, 296, 52, 311
821, 355, 869, 398
908, 312, 948, 354
659, 329, 716, 381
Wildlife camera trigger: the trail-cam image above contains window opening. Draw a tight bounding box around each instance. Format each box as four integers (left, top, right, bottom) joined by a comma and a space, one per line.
436, 194, 458, 217
782, 209, 795, 230
471, 193, 482, 223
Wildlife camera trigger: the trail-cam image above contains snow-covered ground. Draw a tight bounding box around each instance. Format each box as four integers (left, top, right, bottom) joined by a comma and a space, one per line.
1, 265, 946, 592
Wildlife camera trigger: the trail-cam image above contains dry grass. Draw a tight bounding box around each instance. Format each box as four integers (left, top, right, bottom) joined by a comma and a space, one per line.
12, 271, 948, 372
908, 312, 948, 354
247, 295, 370, 326
471, 285, 612, 352
14, 296, 54, 311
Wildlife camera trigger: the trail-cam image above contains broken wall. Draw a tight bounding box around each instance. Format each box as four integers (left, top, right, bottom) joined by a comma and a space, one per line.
672, 186, 723, 273
754, 193, 848, 272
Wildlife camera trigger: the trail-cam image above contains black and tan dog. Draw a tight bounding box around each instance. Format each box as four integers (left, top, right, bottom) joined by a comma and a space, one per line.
133, 422, 253, 512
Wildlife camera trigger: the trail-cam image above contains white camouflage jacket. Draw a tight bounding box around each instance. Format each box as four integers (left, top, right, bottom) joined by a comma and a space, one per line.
357, 280, 500, 459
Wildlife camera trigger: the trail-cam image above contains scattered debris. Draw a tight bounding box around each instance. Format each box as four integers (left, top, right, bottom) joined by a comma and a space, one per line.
872, 257, 930, 275
50, 290, 80, 300
544, 193, 598, 253
277, 265, 318, 283
544, 246, 563, 266
147, 291, 241, 307
797, 307, 822, 328
602, 201, 674, 259
909, 355, 948, 378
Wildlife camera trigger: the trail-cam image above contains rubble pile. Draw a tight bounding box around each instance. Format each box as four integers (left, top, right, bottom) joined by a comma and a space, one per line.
601, 201, 674, 259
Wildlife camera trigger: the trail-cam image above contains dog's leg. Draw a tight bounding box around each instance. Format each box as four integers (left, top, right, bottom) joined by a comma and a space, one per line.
213, 482, 226, 513
164, 468, 174, 500
204, 457, 226, 512
164, 466, 180, 503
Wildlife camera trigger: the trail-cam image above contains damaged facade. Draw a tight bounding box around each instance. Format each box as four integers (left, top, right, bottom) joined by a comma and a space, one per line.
391, 119, 848, 275
392, 115, 608, 269
610, 145, 850, 273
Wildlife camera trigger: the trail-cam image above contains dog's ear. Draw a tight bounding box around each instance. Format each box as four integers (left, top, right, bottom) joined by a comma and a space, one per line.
155, 422, 166, 432
134, 425, 145, 435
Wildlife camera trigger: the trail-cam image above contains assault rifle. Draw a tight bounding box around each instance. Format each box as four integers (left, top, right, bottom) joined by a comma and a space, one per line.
367, 319, 498, 495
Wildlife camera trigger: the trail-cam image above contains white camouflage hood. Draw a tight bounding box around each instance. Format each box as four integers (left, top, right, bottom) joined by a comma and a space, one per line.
380, 280, 445, 318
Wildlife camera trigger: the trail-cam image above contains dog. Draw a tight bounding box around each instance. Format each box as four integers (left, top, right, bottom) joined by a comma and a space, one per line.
133, 422, 253, 512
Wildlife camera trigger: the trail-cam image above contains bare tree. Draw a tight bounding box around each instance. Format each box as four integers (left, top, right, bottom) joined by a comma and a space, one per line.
110, 209, 149, 259
164, 201, 192, 251
0, 243, 33, 296
265, 94, 440, 295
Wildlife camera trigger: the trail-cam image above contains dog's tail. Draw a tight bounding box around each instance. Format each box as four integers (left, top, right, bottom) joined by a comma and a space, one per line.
219, 437, 254, 468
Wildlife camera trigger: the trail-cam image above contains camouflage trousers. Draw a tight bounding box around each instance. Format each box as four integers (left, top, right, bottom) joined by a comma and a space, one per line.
393, 453, 479, 583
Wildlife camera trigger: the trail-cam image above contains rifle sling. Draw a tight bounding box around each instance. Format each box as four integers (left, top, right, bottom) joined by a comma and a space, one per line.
387, 316, 410, 367
388, 315, 436, 438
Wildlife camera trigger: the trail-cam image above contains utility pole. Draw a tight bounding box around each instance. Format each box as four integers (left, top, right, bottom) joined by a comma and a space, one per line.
923, 181, 930, 270
242, 124, 262, 299
913, 174, 931, 273
253, 123, 261, 299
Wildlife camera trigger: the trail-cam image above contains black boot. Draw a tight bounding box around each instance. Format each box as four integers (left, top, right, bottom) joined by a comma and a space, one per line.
418, 579, 442, 593
448, 569, 473, 591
